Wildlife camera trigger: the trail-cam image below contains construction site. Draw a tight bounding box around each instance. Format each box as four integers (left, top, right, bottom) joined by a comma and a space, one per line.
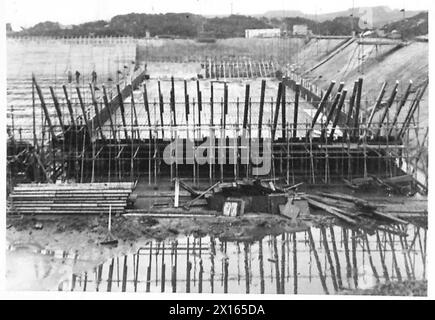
6, 33, 428, 295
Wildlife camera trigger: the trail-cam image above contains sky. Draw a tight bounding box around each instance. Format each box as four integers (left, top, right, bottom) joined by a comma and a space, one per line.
5, 0, 431, 30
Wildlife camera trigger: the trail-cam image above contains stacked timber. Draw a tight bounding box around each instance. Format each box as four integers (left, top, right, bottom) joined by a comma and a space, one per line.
9, 183, 135, 215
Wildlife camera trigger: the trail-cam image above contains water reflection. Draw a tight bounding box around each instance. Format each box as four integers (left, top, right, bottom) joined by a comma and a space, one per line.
66, 225, 427, 294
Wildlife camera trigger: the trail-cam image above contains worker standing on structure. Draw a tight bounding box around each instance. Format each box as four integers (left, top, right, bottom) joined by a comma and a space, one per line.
91, 70, 97, 84
75, 71, 81, 84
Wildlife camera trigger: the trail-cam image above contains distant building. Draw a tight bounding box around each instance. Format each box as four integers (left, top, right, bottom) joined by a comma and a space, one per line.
6, 23, 12, 34
293, 24, 309, 36
245, 28, 281, 38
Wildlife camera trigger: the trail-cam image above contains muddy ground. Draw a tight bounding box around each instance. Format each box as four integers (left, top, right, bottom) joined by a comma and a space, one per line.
343, 280, 427, 297
6, 213, 308, 265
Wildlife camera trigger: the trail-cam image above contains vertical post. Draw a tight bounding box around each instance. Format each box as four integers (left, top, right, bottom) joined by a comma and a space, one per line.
242, 84, 250, 131
223, 83, 228, 129
210, 82, 214, 127
281, 83, 286, 139
158, 81, 165, 139
171, 76, 176, 126
197, 80, 202, 137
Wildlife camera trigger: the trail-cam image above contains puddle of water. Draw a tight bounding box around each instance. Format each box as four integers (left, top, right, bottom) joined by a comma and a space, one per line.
58, 225, 426, 295
6, 224, 426, 294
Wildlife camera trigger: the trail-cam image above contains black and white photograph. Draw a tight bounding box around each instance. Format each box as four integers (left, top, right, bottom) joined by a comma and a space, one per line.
1, 0, 431, 299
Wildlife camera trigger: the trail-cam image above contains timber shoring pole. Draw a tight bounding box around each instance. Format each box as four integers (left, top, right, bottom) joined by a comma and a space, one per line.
210, 83, 214, 127
158, 81, 164, 139
345, 80, 358, 139
398, 81, 428, 139
62, 85, 76, 127
293, 83, 300, 139
320, 91, 341, 140
224, 83, 228, 129
243, 84, 250, 131
389, 80, 412, 137
184, 80, 189, 125
116, 84, 129, 139
272, 82, 283, 141
353, 78, 363, 139
89, 84, 105, 141
375, 81, 399, 138
143, 83, 152, 127
171, 77, 176, 126
131, 89, 140, 140
49, 86, 66, 136
329, 89, 348, 140
258, 79, 266, 139
281, 83, 286, 139
366, 82, 388, 128
308, 81, 335, 134
102, 86, 116, 140
76, 86, 91, 137
33, 76, 57, 142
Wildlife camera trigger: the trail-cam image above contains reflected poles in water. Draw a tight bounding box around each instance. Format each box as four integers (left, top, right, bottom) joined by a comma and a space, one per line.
186, 238, 191, 293
244, 243, 250, 294
342, 228, 352, 283
259, 239, 265, 294
199, 258, 204, 293
224, 256, 229, 294
96, 264, 103, 292
107, 258, 114, 292
321, 227, 339, 292
329, 227, 343, 289
122, 255, 128, 292
272, 236, 281, 294
307, 229, 329, 295
387, 233, 402, 281
351, 230, 358, 288
293, 233, 298, 294
210, 237, 216, 293
417, 228, 426, 279
83, 272, 88, 292
134, 253, 139, 292
171, 241, 178, 293
146, 242, 152, 292
398, 227, 413, 280
376, 231, 390, 281
363, 234, 380, 283
161, 243, 166, 293
280, 234, 286, 294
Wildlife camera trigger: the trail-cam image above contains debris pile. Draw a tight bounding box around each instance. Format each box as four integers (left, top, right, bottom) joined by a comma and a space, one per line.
302, 192, 409, 228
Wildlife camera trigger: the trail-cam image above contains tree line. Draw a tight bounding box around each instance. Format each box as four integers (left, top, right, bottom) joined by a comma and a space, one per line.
8, 12, 426, 38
